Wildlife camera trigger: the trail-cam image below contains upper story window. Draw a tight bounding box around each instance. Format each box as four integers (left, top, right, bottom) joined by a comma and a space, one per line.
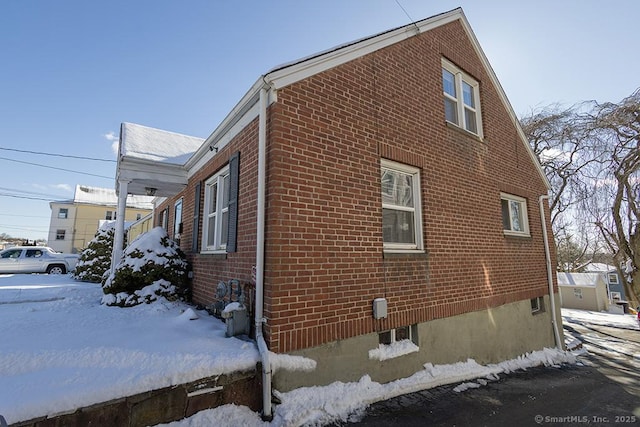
58, 208, 68, 219
501, 193, 530, 237
442, 58, 482, 138
381, 159, 423, 252
607, 273, 619, 284
203, 166, 230, 252
105, 211, 115, 220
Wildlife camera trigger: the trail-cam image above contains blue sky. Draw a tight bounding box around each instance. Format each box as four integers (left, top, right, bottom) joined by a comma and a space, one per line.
1, 1, 638, 242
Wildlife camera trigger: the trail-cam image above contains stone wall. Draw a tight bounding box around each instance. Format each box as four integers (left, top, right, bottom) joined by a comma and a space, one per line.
12, 369, 261, 427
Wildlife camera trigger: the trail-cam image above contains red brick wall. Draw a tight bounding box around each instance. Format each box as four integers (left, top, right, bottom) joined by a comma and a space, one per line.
156, 120, 260, 306
263, 20, 554, 353
157, 19, 555, 355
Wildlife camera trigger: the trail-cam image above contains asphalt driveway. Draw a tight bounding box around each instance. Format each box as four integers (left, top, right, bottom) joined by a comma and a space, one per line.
342, 315, 640, 426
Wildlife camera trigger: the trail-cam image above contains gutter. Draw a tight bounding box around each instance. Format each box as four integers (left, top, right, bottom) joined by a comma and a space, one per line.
255, 84, 273, 420
539, 195, 563, 349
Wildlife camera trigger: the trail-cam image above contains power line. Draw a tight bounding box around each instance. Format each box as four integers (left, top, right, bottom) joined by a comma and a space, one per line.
0, 193, 66, 202
0, 146, 116, 163
0, 186, 69, 199
0, 156, 113, 179
395, 0, 416, 23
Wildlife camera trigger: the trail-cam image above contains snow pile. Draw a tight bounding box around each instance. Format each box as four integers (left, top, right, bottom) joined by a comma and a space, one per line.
160, 347, 577, 427
368, 339, 419, 361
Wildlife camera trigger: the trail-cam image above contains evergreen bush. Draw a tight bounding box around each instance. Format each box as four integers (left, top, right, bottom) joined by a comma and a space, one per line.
72, 222, 116, 283
102, 226, 189, 307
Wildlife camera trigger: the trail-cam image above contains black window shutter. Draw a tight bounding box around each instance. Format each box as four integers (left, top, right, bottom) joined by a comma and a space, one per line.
227, 151, 240, 253
192, 181, 202, 253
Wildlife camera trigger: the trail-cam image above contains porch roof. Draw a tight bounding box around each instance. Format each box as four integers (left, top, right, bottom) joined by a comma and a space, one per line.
116, 122, 205, 197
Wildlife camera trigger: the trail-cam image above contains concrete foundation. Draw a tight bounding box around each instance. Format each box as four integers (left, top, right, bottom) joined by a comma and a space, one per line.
274, 295, 564, 391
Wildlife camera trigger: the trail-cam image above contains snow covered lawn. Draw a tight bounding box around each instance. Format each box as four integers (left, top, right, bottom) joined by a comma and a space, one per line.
0, 273, 259, 424
3, 272, 614, 427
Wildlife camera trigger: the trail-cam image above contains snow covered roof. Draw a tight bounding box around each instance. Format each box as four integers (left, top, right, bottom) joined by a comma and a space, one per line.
582, 263, 615, 273
120, 122, 204, 165
74, 185, 154, 210
557, 272, 602, 287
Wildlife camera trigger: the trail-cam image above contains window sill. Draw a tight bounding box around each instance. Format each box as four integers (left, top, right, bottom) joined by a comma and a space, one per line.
383, 250, 427, 259
445, 121, 484, 142
199, 251, 228, 260
503, 231, 531, 239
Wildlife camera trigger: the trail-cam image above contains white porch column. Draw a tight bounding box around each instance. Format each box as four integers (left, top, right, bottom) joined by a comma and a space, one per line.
111, 179, 129, 274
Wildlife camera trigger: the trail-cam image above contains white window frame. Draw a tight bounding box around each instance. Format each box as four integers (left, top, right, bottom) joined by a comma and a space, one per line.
610, 291, 621, 301
442, 58, 483, 138
173, 198, 183, 246
530, 296, 544, 314
500, 193, 530, 237
58, 208, 68, 219
381, 159, 423, 252
608, 273, 619, 284
202, 165, 230, 253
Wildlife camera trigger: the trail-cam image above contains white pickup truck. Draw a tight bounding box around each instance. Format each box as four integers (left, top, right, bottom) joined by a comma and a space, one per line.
0, 246, 79, 274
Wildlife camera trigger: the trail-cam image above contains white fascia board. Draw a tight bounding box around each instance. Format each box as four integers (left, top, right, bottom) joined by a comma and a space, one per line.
266, 10, 461, 90
185, 80, 276, 175
118, 158, 187, 183
456, 11, 551, 190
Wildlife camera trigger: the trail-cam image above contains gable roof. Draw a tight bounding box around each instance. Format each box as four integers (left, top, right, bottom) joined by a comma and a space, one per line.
557, 272, 603, 287
183, 7, 549, 189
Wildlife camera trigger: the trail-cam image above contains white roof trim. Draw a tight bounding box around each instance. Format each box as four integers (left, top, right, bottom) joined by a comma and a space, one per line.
185, 7, 548, 189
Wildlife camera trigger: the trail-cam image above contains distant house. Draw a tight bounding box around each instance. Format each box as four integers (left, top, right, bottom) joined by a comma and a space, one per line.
583, 262, 626, 302
111, 7, 563, 415
557, 272, 611, 312
48, 185, 154, 253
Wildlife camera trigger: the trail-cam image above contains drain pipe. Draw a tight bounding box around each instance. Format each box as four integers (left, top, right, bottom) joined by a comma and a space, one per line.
255, 84, 273, 419
539, 194, 563, 349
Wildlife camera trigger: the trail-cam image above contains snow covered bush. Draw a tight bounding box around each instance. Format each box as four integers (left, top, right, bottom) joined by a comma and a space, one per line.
72, 222, 116, 283
102, 226, 189, 307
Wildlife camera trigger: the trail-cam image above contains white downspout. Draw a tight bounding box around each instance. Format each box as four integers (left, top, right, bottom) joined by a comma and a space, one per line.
256, 84, 272, 419
111, 179, 129, 274
539, 194, 563, 349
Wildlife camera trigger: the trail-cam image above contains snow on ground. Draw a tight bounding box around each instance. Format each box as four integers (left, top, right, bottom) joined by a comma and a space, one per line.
562, 307, 640, 331
3, 271, 629, 427
0, 273, 260, 424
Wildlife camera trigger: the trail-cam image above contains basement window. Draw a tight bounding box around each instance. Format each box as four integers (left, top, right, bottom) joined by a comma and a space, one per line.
530, 297, 544, 314
370, 324, 419, 361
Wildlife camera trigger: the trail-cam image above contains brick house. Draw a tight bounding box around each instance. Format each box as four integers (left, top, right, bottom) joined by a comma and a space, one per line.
113, 8, 563, 415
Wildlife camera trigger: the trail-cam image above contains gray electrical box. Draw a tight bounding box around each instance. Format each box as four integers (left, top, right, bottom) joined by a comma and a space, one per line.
373, 298, 388, 319
222, 306, 250, 337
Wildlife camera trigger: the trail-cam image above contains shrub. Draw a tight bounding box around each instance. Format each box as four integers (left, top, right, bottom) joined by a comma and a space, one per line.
73, 222, 116, 283
102, 227, 189, 307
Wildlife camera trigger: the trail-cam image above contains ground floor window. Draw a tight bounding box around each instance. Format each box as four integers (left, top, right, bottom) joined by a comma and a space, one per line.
501, 193, 530, 236
56, 229, 65, 240
381, 159, 423, 252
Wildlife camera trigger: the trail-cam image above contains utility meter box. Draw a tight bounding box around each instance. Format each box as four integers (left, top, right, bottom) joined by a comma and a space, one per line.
222, 306, 250, 337
373, 298, 388, 319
